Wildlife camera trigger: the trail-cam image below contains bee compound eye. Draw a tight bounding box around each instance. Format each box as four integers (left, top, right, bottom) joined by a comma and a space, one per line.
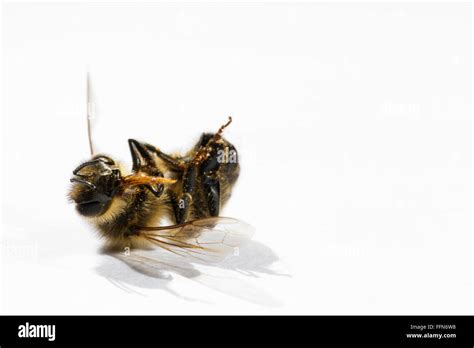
76, 200, 105, 217
75, 192, 111, 217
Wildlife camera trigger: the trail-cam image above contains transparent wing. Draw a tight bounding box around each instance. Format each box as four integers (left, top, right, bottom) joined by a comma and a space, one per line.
134, 217, 255, 263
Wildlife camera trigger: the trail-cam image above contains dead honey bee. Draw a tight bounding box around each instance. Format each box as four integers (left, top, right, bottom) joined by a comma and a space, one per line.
68, 116, 253, 262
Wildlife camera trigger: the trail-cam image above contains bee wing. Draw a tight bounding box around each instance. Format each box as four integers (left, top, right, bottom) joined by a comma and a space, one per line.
135, 217, 255, 263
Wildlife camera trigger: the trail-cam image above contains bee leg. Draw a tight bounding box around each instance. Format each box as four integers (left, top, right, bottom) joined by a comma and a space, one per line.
202, 176, 220, 216
199, 144, 223, 217
196, 132, 214, 148
128, 139, 155, 171
128, 139, 165, 197
172, 165, 198, 224
144, 144, 186, 172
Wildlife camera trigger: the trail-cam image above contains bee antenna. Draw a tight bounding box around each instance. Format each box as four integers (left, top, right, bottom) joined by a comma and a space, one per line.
86, 72, 95, 156
216, 116, 232, 137
211, 116, 232, 143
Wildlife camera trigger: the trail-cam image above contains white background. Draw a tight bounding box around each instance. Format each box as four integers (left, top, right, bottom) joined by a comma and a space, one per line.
2, 2, 472, 314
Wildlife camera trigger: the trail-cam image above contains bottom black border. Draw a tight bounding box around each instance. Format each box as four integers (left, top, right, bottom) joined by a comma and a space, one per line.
0, 316, 473, 346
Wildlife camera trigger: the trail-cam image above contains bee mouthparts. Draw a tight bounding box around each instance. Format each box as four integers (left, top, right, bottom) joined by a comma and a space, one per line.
70, 177, 96, 190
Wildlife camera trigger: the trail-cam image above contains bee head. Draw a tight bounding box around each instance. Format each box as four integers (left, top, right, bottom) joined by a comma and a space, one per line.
69, 155, 122, 217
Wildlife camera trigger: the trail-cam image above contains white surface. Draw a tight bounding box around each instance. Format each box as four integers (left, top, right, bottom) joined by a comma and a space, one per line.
1, 2, 472, 314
